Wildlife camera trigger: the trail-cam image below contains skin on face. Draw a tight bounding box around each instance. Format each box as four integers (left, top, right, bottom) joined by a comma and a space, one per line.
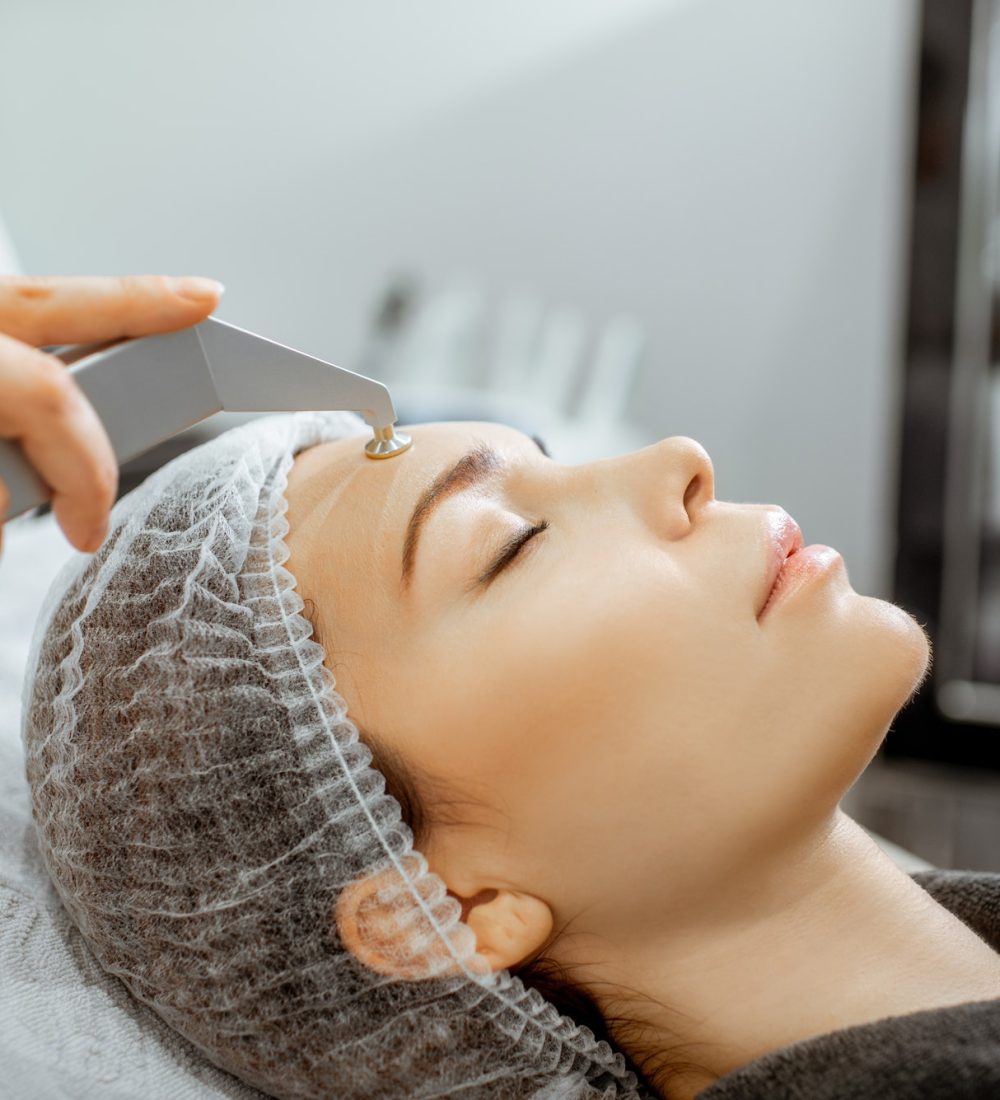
283, 420, 931, 969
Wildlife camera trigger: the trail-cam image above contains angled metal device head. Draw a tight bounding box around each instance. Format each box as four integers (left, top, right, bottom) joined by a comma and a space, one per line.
0, 317, 412, 523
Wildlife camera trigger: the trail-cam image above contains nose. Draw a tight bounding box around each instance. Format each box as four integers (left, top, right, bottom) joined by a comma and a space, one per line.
599, 435, 715, 539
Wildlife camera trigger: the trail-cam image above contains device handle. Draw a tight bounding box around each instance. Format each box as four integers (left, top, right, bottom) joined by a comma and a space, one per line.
0, 326, 219, 523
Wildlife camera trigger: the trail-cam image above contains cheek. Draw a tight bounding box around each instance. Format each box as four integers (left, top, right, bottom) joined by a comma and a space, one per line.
393, 553, 746, 812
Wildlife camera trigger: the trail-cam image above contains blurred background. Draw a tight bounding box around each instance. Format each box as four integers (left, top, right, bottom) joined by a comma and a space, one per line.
1, 0, 998, 869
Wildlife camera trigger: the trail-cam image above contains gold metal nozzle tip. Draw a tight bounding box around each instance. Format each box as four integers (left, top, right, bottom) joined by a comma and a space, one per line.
364, 425, 413, 459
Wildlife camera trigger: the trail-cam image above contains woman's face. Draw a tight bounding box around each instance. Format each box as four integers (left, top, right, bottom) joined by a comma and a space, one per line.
284, 421, 930, 943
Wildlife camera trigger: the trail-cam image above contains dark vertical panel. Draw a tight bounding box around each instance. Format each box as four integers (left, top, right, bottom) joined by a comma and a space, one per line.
888, 0, 1000, 767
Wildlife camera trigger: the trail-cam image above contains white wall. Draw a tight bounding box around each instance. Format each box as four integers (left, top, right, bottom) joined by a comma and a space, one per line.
0, 0, 918, 597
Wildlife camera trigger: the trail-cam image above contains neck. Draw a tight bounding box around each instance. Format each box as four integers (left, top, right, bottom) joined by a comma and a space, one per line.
594, 812, 1000, 1100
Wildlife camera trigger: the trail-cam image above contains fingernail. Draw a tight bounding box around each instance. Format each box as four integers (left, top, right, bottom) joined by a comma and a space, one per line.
170, 276, 225, 302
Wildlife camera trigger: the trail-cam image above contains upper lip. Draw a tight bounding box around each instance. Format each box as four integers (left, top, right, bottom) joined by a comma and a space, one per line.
757, 511, 804, 618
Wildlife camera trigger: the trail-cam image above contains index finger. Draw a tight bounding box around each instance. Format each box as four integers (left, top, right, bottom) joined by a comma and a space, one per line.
0, 274, 224, 347
0, 332, 118, 552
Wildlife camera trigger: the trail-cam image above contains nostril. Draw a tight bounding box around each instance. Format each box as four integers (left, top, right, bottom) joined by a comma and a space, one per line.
684, 473, 701, 513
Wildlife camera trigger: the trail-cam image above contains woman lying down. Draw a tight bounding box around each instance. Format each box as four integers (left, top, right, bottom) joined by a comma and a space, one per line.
21, 411, 1000, 1100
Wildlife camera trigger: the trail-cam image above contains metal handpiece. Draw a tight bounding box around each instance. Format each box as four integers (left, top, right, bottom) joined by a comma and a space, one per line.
0, 316, 412, 524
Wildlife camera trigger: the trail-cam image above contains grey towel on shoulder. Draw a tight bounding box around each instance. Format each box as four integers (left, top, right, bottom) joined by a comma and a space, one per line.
696, 869, 1000, 1100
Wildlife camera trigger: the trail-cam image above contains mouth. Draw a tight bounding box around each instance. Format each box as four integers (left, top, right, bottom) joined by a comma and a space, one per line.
757, 511, 804, 619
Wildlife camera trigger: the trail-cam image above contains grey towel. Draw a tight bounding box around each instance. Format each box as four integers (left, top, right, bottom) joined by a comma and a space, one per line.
696, 869, 1000, 1099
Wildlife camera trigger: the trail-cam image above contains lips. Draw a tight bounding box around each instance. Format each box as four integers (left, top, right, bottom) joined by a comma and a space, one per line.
758, 511, 804, 618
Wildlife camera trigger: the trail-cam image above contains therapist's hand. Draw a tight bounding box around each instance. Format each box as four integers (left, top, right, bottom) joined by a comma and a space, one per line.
0, 274, 224, 556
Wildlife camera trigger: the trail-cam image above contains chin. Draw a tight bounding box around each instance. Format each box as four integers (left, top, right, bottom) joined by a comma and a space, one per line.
861, 595, 933, 714
811, 601, 931, 814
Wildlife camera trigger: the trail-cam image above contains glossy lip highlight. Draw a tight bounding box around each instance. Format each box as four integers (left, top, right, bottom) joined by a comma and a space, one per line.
757, 510, 804, 620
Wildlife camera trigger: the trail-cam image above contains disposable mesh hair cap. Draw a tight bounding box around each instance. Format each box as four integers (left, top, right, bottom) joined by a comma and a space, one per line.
21, 412, 648, 1099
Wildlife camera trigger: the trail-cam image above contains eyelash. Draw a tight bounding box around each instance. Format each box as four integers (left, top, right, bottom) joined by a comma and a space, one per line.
477, 520, 549, 587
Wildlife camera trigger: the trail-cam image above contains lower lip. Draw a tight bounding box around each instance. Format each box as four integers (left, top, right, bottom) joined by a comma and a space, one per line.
759, 544, 841, 620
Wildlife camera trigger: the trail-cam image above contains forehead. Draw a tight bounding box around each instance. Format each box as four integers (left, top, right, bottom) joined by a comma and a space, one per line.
314, 418, 533, 529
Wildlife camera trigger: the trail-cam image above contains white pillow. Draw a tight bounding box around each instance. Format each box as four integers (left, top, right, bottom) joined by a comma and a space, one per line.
0, 513, 265, 1100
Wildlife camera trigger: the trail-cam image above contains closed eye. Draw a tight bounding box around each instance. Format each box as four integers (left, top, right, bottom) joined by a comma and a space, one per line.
475, 520, 549, 588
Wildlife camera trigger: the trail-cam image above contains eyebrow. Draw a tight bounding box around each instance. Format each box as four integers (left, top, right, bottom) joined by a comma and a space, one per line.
400, 433, 550, 593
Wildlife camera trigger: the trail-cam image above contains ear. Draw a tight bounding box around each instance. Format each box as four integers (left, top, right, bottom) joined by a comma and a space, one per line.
336, 862, 553, 979
458, 885, 554, 972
